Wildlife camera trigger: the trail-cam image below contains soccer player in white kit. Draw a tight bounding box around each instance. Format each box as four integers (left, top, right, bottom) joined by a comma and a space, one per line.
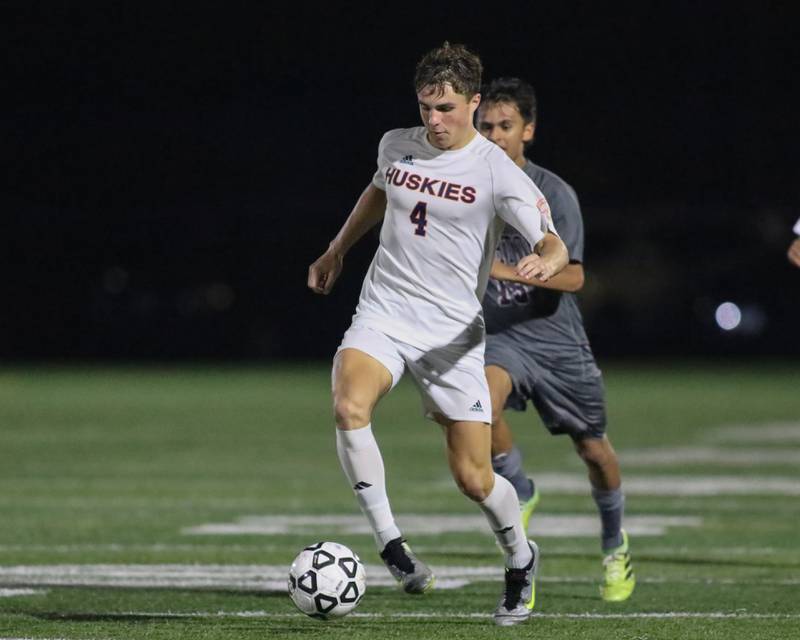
307, 42, 568, 626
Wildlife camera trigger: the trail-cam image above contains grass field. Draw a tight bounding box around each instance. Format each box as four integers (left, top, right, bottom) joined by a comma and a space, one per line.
0, 362, 798, 639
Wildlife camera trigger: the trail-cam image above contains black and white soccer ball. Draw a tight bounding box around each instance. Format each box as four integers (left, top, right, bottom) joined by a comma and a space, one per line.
287, 541, 366, 620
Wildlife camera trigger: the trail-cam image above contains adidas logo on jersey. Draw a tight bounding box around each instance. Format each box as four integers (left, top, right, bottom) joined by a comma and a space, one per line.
400, 155, 414, 165
469, 400, 484, 412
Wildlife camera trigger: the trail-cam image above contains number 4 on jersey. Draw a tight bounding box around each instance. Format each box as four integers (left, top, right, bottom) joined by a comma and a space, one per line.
410, 201, 428, 237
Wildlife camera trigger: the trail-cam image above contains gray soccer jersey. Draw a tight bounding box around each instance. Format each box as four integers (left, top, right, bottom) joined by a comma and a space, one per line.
483, 160, 605, 436
483, 160, 589, 349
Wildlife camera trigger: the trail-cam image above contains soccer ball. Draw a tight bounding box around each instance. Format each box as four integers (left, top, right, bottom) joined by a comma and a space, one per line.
287, 541, 366, 619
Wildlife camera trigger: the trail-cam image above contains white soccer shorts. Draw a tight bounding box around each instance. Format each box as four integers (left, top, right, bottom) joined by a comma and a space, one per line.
335, 322, 492, 423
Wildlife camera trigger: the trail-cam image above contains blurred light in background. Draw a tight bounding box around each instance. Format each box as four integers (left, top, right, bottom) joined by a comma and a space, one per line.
714, 301, 767, 335
715, 302, 742, 331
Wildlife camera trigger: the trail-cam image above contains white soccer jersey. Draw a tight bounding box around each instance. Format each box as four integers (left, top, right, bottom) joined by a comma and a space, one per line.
352, 126, 555, 351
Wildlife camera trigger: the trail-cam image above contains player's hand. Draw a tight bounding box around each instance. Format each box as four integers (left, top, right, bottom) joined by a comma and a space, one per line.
308, 246, 344, 294
788, 237, 800, 268
515, 253, 558, 282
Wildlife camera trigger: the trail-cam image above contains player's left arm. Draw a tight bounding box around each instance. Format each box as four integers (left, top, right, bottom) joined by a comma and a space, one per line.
491, 256, 584, 292
515, 232, 569, 283
493, 161, 568, 283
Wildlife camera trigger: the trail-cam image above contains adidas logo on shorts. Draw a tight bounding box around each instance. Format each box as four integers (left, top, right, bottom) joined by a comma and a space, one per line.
469, 400, 484, 412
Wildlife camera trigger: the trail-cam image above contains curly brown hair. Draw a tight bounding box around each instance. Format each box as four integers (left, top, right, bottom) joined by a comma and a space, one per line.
414, 41, 482, 98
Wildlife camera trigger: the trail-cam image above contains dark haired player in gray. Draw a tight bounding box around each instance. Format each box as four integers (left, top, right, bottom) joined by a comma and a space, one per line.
477, 77, 635, 602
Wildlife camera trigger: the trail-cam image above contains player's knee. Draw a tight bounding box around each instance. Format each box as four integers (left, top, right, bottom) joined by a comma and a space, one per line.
332, 395, 371, 429
453, 467, 493, 502
575, 437, 617, 468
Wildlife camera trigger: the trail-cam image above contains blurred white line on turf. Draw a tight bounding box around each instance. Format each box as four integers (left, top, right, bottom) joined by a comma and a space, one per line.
0, 589, 45, 597
0, 544, 790, 558
182, 514, 700, 537
708, 422, 800, 443
619, 447, 800, 466
468, 474, 800, 496
69, 611, 800, 620
1, 565, 797, 591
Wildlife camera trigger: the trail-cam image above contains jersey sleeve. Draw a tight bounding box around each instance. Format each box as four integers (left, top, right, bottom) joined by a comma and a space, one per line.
371, 131, 391, 191
545, 182, 584, 263
492, 160, 555, 250
794, 216, 800, 235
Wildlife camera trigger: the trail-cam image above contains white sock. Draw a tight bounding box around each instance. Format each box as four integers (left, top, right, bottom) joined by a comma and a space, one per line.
479, 473, 533, 569
336, 424, 401, 550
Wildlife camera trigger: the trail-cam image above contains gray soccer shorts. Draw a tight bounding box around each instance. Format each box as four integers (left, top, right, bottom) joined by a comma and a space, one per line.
484, 334, 607, 439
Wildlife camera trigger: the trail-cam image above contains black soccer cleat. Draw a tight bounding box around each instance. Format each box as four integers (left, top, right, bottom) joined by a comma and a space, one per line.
379, 537, 435, 594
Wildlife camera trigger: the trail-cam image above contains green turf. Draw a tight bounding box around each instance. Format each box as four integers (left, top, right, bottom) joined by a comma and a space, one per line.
0, 362, 798, 639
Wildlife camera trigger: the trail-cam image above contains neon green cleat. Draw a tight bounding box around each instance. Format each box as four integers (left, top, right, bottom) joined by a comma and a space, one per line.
520, 483, 540, 533
600, 529, 635, 602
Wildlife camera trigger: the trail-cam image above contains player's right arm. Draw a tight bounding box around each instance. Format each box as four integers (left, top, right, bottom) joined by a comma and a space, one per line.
307, 184, 387, 294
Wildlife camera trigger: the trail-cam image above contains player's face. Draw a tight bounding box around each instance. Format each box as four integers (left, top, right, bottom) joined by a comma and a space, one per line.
417, 83, 480, 151
477, 101, 534, 168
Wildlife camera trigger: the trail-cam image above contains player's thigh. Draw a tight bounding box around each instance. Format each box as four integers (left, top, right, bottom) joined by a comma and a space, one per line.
333, 324, 403, 400
438, 418, 492, 464
484, 335, 530, 413
332, 348, 392, 409
485, 364, 513, 420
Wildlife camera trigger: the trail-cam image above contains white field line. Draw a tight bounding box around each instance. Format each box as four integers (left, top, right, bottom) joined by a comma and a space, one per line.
419, 544, 793, 557
1, 565, 798, 591
0, 588, 45, 597
620, 447, 800, 466
183, 514, 701, 537
0, 544, 285, 553
0, 543, 792, 559
708, 422, 800, 444
494, 474, 800, 496
70, 610, 800, 620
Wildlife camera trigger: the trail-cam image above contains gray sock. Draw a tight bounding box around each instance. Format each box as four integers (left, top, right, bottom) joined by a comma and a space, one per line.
491, 446, 534, 502
592, 487, 625, 552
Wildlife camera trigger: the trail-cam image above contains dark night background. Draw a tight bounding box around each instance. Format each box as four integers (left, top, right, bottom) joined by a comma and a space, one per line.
4, 3, 798, 362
